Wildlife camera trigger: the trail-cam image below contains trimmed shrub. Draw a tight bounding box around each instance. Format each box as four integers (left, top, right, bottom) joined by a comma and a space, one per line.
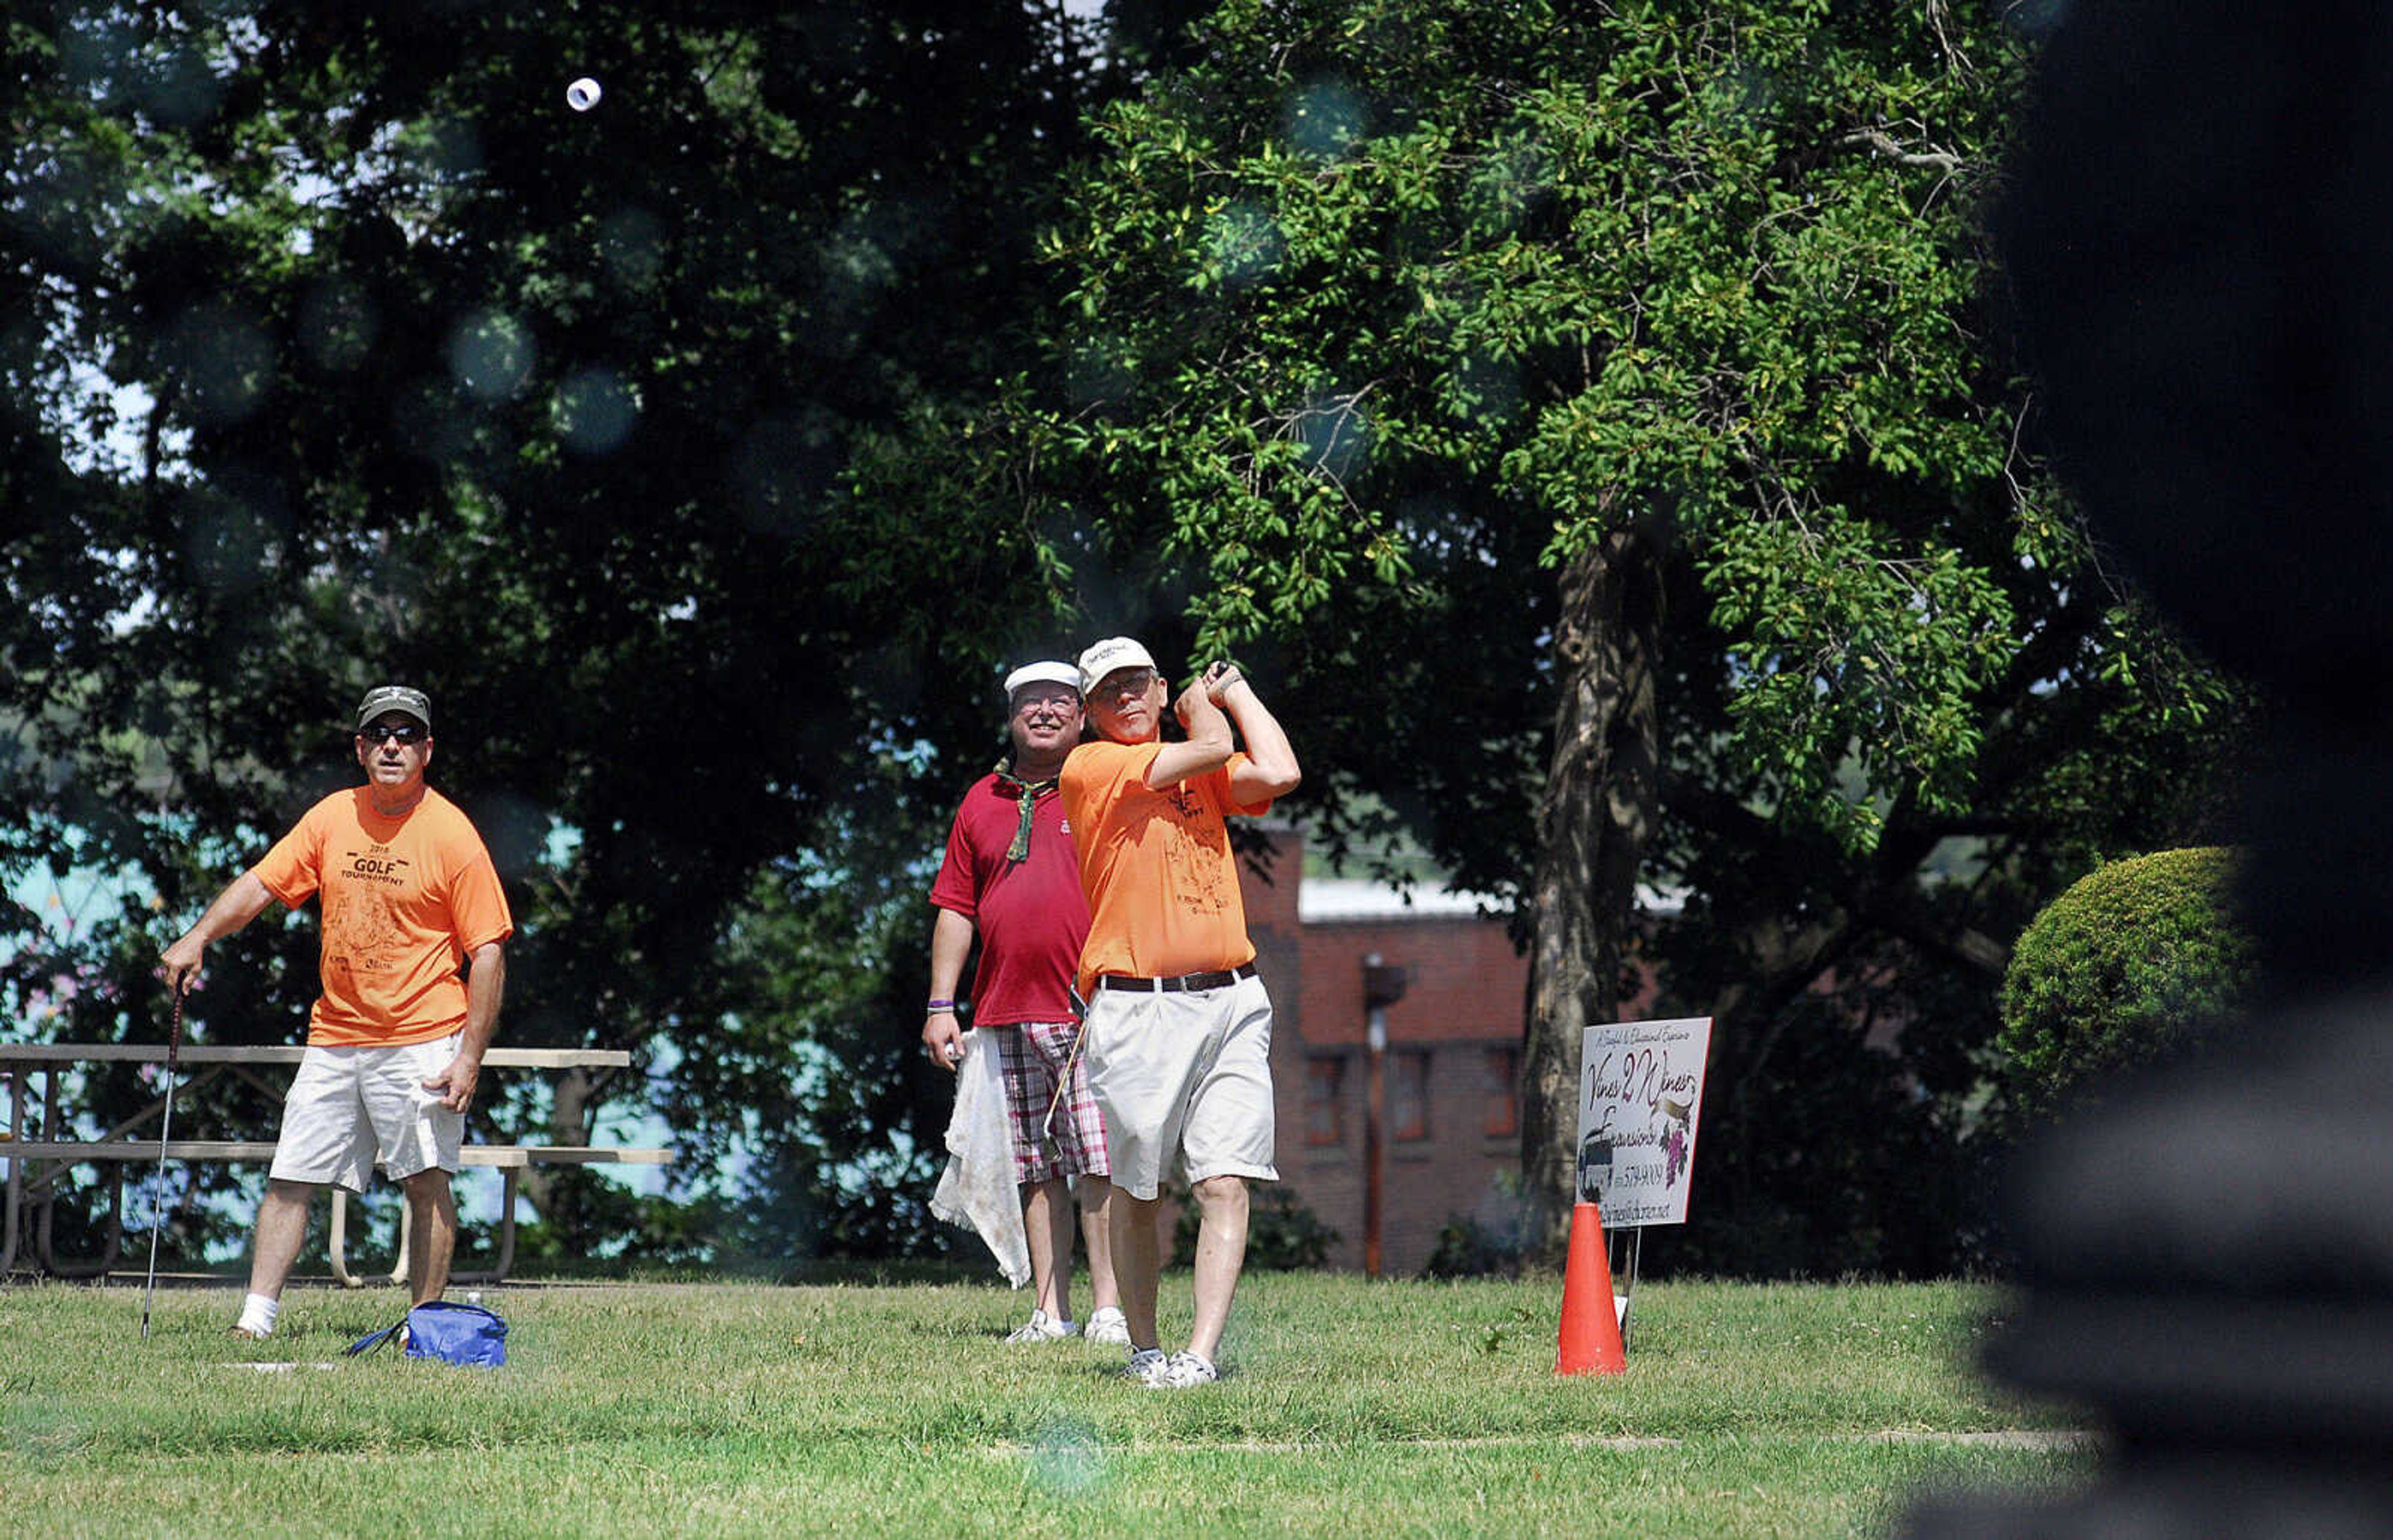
1423, 1213, 1522, 1279
1997, 846, 2257, 1119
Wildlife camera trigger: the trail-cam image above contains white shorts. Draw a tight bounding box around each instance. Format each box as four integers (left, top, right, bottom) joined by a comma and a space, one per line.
1084, 974, 1278, 1202
268, 1034, 464, 1193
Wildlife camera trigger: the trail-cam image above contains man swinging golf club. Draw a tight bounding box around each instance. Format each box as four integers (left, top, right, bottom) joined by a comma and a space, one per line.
160, 685, 512, 1340
1061, 639, 1300, 1388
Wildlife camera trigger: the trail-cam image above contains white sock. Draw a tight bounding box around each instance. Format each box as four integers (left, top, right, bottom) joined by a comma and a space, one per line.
236, 1293, 280, 1336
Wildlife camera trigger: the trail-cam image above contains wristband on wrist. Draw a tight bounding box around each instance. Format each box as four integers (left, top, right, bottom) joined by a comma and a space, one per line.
926, 999, 958, 1014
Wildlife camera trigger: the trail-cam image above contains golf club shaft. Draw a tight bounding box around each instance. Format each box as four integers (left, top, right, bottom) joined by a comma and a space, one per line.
1040, 989, 1093, 1140
140, 987, 185, 1340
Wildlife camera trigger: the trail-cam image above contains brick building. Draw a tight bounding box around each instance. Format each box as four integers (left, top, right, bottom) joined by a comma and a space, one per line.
1241, 829, 1530, 1275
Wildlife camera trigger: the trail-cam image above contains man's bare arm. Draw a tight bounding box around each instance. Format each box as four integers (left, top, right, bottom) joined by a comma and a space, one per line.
424, 941, 505, 1113
159, 871, 277, 993
1142, 676, 1236, 789
1208, 664, 1300, 802
922, 906, 976, 1070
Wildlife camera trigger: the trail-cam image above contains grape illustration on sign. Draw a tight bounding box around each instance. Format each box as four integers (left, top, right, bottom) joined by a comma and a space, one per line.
1575, 1018, 1712, 1228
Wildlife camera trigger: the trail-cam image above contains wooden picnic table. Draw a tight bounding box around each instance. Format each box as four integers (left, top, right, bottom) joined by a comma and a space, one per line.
1, 1042, 672, 1285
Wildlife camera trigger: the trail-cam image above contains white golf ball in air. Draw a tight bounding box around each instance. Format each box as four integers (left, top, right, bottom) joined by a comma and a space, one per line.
566, 77, 602, 112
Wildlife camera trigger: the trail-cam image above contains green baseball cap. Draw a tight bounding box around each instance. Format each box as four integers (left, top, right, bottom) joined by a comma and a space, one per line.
355, 685, 431, 731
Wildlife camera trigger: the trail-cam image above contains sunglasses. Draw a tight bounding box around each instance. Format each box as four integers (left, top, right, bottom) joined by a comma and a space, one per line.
1096, 668, 1159, 700
358, 722, 426, 745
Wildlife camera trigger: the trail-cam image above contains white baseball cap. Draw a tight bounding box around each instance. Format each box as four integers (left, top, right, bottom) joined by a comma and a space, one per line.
1003, 660, 1082, 698
1076, 637, 1158, 693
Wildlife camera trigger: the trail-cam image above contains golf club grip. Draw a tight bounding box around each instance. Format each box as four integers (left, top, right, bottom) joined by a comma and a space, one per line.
168, 985, 185, 1060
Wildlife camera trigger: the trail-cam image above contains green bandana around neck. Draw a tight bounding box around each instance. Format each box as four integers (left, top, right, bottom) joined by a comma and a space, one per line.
992, 759, 1059, 863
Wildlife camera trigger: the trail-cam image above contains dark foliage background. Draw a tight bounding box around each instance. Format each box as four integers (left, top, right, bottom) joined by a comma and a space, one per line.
4, 1, 2252, 1278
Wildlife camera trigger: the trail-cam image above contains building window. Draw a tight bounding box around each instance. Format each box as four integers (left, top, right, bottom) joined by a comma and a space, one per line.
1390, 1050, 1431, 1142
1304, 1055, 1344, 1146
1483, 1046, 1520, 1138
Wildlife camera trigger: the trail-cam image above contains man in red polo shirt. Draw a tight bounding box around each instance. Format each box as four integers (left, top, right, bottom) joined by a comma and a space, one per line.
924, 661, 1123, 1344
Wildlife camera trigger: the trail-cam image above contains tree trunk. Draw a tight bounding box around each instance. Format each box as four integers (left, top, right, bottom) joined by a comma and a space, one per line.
1519, 528, 1665, 1267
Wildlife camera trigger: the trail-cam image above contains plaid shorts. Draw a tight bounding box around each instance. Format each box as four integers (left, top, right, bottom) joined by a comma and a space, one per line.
992, 1019, 1109, 1185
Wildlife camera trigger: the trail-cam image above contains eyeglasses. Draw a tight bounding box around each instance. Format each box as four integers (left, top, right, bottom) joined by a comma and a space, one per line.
1096, 668, 1158, 700
1012, 689, 1081, 712
359, 722, 426, 745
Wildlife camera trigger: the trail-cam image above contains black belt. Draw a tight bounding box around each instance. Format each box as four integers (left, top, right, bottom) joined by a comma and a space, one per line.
1095, 962, 1258, 994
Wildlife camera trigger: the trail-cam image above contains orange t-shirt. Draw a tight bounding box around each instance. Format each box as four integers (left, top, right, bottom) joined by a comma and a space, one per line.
250, 787, 515, 1047
1059, 739, 1275, 995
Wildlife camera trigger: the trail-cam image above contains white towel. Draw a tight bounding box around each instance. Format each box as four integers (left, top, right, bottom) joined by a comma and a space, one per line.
929, 1034, 1029, 1287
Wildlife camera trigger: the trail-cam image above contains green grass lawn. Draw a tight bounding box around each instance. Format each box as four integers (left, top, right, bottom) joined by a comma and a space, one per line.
0, 1271, 2094, 1538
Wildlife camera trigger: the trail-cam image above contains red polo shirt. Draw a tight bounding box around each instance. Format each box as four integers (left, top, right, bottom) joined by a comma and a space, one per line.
929, 774, 1089, 1025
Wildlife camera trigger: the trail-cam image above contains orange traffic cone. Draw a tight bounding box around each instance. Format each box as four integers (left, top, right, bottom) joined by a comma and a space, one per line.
1555, 1200, 1627, 1376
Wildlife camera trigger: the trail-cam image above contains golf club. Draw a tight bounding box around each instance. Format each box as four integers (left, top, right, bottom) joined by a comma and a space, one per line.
140, 982, 186, 1340
1041, 985, 1092, 1140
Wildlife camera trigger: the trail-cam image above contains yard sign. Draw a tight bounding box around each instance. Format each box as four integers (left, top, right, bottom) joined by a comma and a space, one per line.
1575, 1017, 1712, 1228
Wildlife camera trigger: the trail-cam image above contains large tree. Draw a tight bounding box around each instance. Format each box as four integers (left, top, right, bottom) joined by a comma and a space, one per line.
2, 0, 1116, 1260
983, 0, 2245, 1263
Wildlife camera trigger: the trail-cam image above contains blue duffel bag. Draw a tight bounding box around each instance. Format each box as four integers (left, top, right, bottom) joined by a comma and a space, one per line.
344, 1300, 508, 1367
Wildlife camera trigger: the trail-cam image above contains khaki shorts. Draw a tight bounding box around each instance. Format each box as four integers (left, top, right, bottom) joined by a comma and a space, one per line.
1084, 974, 1278, 1202
268, 1034, 464, 1194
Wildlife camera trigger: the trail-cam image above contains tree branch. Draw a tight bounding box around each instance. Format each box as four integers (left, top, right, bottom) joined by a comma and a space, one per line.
1842, 128, 1962, 176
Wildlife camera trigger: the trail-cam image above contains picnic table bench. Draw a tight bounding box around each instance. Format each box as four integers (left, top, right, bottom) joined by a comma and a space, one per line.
1, 1043, 672, 1285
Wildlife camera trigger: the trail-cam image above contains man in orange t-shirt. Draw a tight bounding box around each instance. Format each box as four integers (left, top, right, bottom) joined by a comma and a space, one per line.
161, 685, 512, 1340
1060, 637, 1301, 1389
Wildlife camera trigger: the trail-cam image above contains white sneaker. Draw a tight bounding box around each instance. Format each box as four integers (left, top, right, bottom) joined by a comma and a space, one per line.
1147, 1350, 1219, 1389
1084, 1306, 1130, 1345
1124, 1346, 1168, 1384
1005, 1309, 1079, 1344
